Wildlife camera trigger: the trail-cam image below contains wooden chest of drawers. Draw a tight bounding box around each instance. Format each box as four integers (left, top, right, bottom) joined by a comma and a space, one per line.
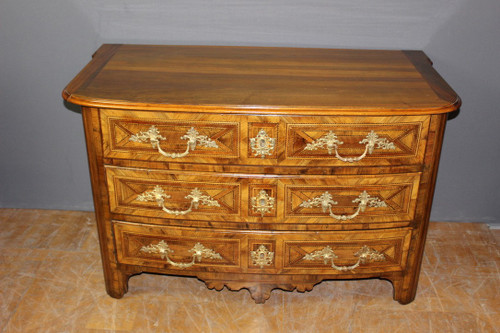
63, 44, 460, 304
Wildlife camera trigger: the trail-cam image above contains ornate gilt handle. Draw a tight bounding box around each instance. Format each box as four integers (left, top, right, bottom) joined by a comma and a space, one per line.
136, 186, 220, 216
299, 190, 387, 221
130, 125, 218, 159
304, 130, 395, 162
303, 245, 385, 271
140, 240, 222, 269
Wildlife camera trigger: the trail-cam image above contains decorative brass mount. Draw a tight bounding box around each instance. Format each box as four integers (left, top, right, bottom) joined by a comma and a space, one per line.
136, 186, 220, 216
250, 245, 274, 268
130, 125, 218, 158
303, 245, 386, 271
304, 130, 395, 162
251, 190, 275, 217
299, 190, 387, 221
140, 240, 223, 269
250, 129, 276, 158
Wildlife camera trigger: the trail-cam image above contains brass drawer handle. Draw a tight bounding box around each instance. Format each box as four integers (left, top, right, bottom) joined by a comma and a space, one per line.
250, 129, 276, 158
130, 125, 219, 158
303, 245, 386, 271
299, 190, 387, 221
136, 186, 220, 216
140, 240, 223, 269
304, 130, 395, 162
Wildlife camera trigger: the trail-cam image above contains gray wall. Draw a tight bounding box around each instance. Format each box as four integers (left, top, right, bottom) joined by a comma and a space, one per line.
1, 0, 499, 225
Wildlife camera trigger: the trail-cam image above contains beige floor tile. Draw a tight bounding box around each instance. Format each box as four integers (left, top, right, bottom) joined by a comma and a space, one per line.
0, 210, 499, 333
349, 310, 486, 333
491, 229, 500, 245
0, 248, 50, 331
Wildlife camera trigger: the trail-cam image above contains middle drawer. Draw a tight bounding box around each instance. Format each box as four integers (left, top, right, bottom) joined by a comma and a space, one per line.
106, 166, 420, 225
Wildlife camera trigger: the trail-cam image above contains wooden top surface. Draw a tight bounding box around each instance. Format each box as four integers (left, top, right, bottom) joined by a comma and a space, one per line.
63, 44, 460, 115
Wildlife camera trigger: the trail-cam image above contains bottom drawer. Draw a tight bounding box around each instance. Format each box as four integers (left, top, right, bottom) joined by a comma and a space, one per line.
113, 221, 412, 275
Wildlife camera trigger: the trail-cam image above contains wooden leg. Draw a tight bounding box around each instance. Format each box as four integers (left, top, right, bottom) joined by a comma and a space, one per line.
104, 268, 131, 299
385, 276, 417, 305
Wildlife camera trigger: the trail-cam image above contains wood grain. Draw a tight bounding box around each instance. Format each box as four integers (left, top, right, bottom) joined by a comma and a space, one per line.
105, 166, 421, 225
63, 45, 461, 304
113, 220, 412, 283
63, 44, 460, 115
100, 108, 431, 167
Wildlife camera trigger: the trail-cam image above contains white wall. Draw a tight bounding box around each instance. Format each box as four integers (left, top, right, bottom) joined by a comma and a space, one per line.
1, 0, 499, 225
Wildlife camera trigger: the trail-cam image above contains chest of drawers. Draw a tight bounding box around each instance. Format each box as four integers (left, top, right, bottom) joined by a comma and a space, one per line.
63, 44, 460, 304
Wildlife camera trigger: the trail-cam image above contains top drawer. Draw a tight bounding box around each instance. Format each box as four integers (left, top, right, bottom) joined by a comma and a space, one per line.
100, 109, 430, 167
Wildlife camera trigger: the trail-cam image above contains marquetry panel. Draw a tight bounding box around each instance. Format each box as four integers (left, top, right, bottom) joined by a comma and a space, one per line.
282, 228, 411, 273
106, 166, 240, 221
283, 173, 421, 223
113, 221, 241, 272
100, 108, 240, 161
285, 116, 430, 166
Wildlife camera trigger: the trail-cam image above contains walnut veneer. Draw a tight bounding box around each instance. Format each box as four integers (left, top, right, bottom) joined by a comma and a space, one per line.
63, 44, 460, 304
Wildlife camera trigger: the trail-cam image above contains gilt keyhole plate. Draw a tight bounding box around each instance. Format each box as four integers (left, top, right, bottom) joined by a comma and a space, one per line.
250, 244, 274, 269
251, 190, 276, 217
250, 129, 276, 158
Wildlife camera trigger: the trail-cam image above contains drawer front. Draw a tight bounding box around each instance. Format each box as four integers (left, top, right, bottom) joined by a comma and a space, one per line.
100, 109, 240, 163
280, 227, 412, 274
100, 109, 430, 166
284, 116, 429, 166
113, 221, 242, 272
113, 221, 411, 274
106, 166, 242, 222
106, 166, 421, 225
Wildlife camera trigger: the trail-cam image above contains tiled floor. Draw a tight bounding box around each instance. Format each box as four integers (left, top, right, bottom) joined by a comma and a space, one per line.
0, 209, 498, 332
